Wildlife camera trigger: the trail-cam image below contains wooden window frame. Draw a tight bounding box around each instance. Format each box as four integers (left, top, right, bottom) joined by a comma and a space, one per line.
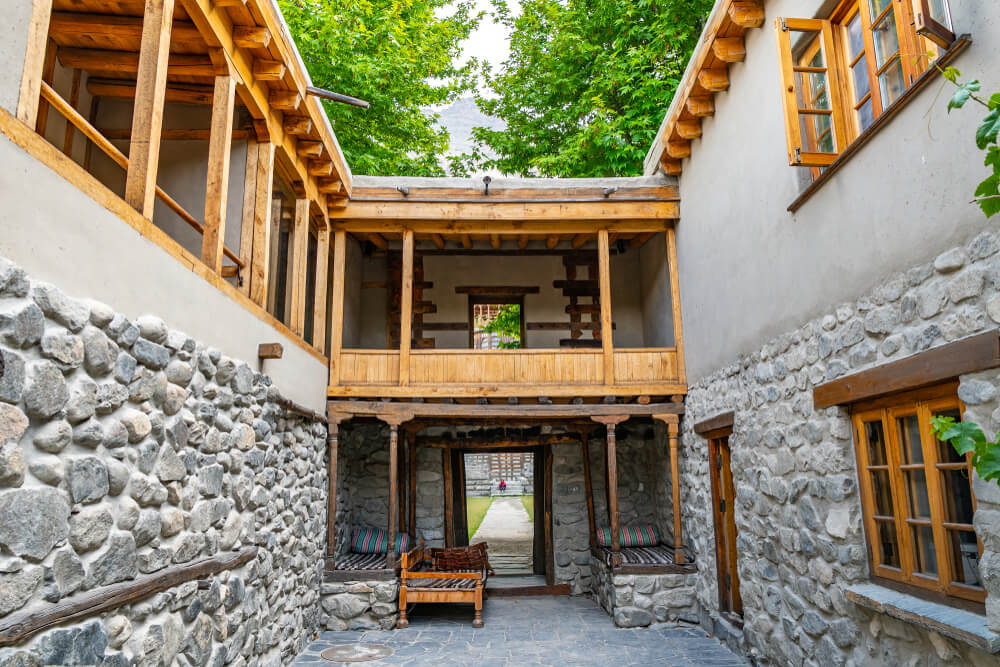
467, 295, 526, 350
914, 0, 956, 49
851, 383, 985, 610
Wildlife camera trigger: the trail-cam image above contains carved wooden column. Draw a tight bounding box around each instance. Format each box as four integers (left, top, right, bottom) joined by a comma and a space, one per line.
597, 229, 614, 384
328, 230, 346, 385
592, 415, 628, 562
654, 413, 684, 564
578, 425, 599, 550
399, 229, 414, 386
406, 425, 419, 537
379, 414, 412, 568
326, 412, 349, 560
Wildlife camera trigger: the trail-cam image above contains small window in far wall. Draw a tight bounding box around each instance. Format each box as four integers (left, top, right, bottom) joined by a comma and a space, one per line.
851, 383, 984, 608
470, 301, 523, 350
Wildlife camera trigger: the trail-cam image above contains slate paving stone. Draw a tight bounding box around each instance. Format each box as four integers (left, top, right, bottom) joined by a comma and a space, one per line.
293, 596, 745, 666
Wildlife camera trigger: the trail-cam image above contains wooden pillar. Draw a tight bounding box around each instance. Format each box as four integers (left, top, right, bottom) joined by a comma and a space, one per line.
593, 416, 628, 560
408, 427, 417, 536
597, 229, 614, 385
289, 199, 310, 335
249, 143, 276, 306
387, 422, 399, 568
201, 74, 236, 274
654, 413, 684, 564
17, 0, 54, 127
666, 225, 686, 383
544, 446, 554, 585
442, 447, 454, 547
579, 427, 598, 549
326, 413, 348, 559
313, 226, 330, 353
237, 140, 258, 296
399, 229, 414, 385
124, 0, 176, 218
398, 428, 407, 533
328, 229, 347, 384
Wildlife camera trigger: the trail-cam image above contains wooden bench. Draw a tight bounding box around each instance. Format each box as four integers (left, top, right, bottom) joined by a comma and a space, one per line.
398, 543, 488, 628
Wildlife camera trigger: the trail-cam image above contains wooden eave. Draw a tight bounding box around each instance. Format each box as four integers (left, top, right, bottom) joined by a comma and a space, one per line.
49, 0, 353, 208
643, 0, 766, 177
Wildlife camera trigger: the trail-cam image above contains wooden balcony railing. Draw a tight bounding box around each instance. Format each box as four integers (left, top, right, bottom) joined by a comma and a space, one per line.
330, 348, 683, 398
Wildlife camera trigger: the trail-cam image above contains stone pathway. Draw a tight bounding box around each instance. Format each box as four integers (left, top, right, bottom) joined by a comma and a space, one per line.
470, 497, 533, 573
292, 596, 746, 666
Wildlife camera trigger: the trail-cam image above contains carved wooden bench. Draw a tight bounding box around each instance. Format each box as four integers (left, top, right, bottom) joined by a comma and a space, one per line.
398, 542, 490, 628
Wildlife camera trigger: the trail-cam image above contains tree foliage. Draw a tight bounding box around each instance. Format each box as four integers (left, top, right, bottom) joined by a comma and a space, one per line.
941, 66, 1000, 218
453, 0, 714, 177
279, 0, 482, 176
481, 304, 522, 348
930, 417, 1000, 487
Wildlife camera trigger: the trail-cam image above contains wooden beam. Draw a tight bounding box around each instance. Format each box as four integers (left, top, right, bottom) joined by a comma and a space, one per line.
598, 230, 614, 385
460, 234, 472, 249
676, 120, 701, 140
308, 159, 333, 176
0, 548, 256, 646
257, 342, 283, 359
517, 235, 529, 249
697, 68, 730, 92
693, 411, 735, 435
328, 230, 347, 384
233, 25, 271, 49
666, 226, 686, 384
546, 235, 559, 249
249, 142, 275, 307
124, 0, 175, 218
418, 433, 580, 449
16, 0, 54, 127
237, 138, 258, 295
252, 58, 285, 81
318, 179, 343, 194
87, 79, 214, 106
442, 448, 454, 547
331, 201, 677, 223
666, 140, 691, 159
61, 69, 82, 156
431, 233, 445, 249
712, 37, 745, 63
213, 0, 246, 6
57, 48, 216, 79
313, 227, 330, 353
283, 115, 312, 136
399, 229, 414, 386
729, 1, 765, 28
289, 199, 310, 335
661, 158, 682, 176
269, 90, 300, 111
687, 96, 715, 117
364, 233, 387, 250
490, 234, 501, 249
296, 140, 323, 158
327, 400, 684, 420
48, 11, 203, 44
572, 234, 589, 249
201, 74, 236, 274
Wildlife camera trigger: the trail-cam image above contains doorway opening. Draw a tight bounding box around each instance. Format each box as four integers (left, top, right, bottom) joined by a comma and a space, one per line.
464, 450, 535, 574
708, 430, 743, 625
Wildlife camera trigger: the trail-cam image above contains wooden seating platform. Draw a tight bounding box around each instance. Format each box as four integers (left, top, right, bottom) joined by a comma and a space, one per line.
324, 553, 399, 581
398, 543, 489, 628
593, 544, 696, 574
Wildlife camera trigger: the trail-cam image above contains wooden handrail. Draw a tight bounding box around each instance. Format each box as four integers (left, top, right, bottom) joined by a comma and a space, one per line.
39, 81, 244, 269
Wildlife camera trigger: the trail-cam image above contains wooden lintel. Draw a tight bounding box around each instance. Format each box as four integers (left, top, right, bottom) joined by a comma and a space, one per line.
455, 286, 540, 295
327, 401, 683, 420
693, 411, 734, 435
417, 433, 579, 449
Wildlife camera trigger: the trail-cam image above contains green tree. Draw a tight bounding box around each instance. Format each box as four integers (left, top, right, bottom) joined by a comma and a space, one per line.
482, 304, 522, 348
454, 0, 713, 177
280, 0, 482, 176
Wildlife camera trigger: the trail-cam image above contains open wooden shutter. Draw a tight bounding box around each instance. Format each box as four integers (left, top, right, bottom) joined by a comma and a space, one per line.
913, 0, 955, 49
774, 18, 849, 167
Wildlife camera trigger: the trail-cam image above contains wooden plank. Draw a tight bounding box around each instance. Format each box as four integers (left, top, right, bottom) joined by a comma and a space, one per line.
329, 201, 678, 224
249, 142, 275, 306
313, 227, 330, 353
47, 11, 203, 45
88, 79, 217, 106
124, 0, 176, 218
257, 343, 283, 359
0, 548, 256, 646
666, 226, 686, 384
598, 230, 614, 384
289, 199, 310, 335
57, 48, 216, 79
201, 74, 236, 273
399, 229, 414, 386
328, 229, 347, 384
813, 331, 1000, 409
693, 411, 735, 435
16, 0, 54, 127
326, 400, 683, 419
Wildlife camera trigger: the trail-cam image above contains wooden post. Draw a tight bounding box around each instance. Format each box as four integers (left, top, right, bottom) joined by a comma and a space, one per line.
124, 0, 176, 218
387, 422, 399, 568
592, 416, 628, 561
666, 225, 686, 383
326, 414, 348, 559
328, 229, 346, 385
579, 427, 598, 549
399, 229, 414, 385
653, 413, 684, 564
201, 74, 236, 274
249, 143, 275, 306
597, 230, 614, 385
16, 0, 54, 127
237, 139, 259, 296
408, 427, 418, 536
398, 428, 407, 533
313, 226, 330, 353
289, 199, 310, 335
442, 447, 454, 547
544, 446, 554, 585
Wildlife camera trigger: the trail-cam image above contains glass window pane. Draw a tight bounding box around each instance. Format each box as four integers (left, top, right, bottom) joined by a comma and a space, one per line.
879, 57, 906, 109
865, 420, 887, 465
905, 469, 931, 519
929, 0, 952, 29
871, 469, 895, 516
858, 98, 875, 132
911, 524, 939, 576
847, 14, 865, 57
896, 414, 924, 464
940, 469, 975, 524
934, 408, 964, 463
949, 530, 982, 587
852, 57, 871, 101
869, 0, 893, 17
877, 521, 901, 568
872, 8, 900, 68
795, 71, 831, 111
799, 113, 835, 154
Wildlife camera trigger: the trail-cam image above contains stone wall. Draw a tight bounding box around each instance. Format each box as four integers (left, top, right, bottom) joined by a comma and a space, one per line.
319, 580, 398, 631
589, 559, 698, 628
681, 231, 1000, 666
0, 256, 328, 666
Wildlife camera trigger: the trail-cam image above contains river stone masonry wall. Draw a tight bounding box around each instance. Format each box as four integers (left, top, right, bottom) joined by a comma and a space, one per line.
319, 580, 399, 631
682, 230, 1000, 667
589, 558, 699, 628
0, 256, 328, 666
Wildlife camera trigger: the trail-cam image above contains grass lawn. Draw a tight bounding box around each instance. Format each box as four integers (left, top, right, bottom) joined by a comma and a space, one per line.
521, 495, 534, 521
466, 497, 493, 538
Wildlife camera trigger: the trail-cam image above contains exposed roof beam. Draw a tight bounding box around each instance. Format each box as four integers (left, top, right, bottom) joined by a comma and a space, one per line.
330, 200, 677, 222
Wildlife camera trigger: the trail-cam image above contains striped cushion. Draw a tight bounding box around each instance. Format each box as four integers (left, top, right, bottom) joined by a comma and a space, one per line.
596, 524, 661, 548
351, 527, 411, 554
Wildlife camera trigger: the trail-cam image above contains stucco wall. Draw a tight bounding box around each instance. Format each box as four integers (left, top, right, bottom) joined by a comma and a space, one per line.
674, 0, 1000, 382
0, 133, 328, 412
639, 233, 675, 348
0, 0, 33, 116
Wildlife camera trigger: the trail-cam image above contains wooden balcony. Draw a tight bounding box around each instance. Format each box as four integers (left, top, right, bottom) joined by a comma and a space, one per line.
328, 348, 684, 398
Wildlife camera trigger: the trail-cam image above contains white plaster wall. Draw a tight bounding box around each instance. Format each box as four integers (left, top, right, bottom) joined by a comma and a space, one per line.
0, 133, 329, 411
675, 0, 1000, 381
342, 235, 363, 348
638, 233, 675, 348
356, 254, 388, 348
0, 0, 33, 115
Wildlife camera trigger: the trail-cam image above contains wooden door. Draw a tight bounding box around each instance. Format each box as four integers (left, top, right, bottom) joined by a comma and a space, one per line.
708, 432, 742, 620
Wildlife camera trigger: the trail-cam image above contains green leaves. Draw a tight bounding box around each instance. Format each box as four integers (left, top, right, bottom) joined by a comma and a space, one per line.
947, 79, 981, 112
941, 68, 999, 219
929, 416, 1000, 486
978, 108, 1000, 149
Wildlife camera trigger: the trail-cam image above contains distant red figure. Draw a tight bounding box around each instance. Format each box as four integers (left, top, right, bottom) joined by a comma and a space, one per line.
499, 479, 507, 492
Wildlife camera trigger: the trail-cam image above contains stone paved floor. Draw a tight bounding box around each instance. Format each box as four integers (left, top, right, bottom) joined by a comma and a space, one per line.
292, 596, 746, 666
